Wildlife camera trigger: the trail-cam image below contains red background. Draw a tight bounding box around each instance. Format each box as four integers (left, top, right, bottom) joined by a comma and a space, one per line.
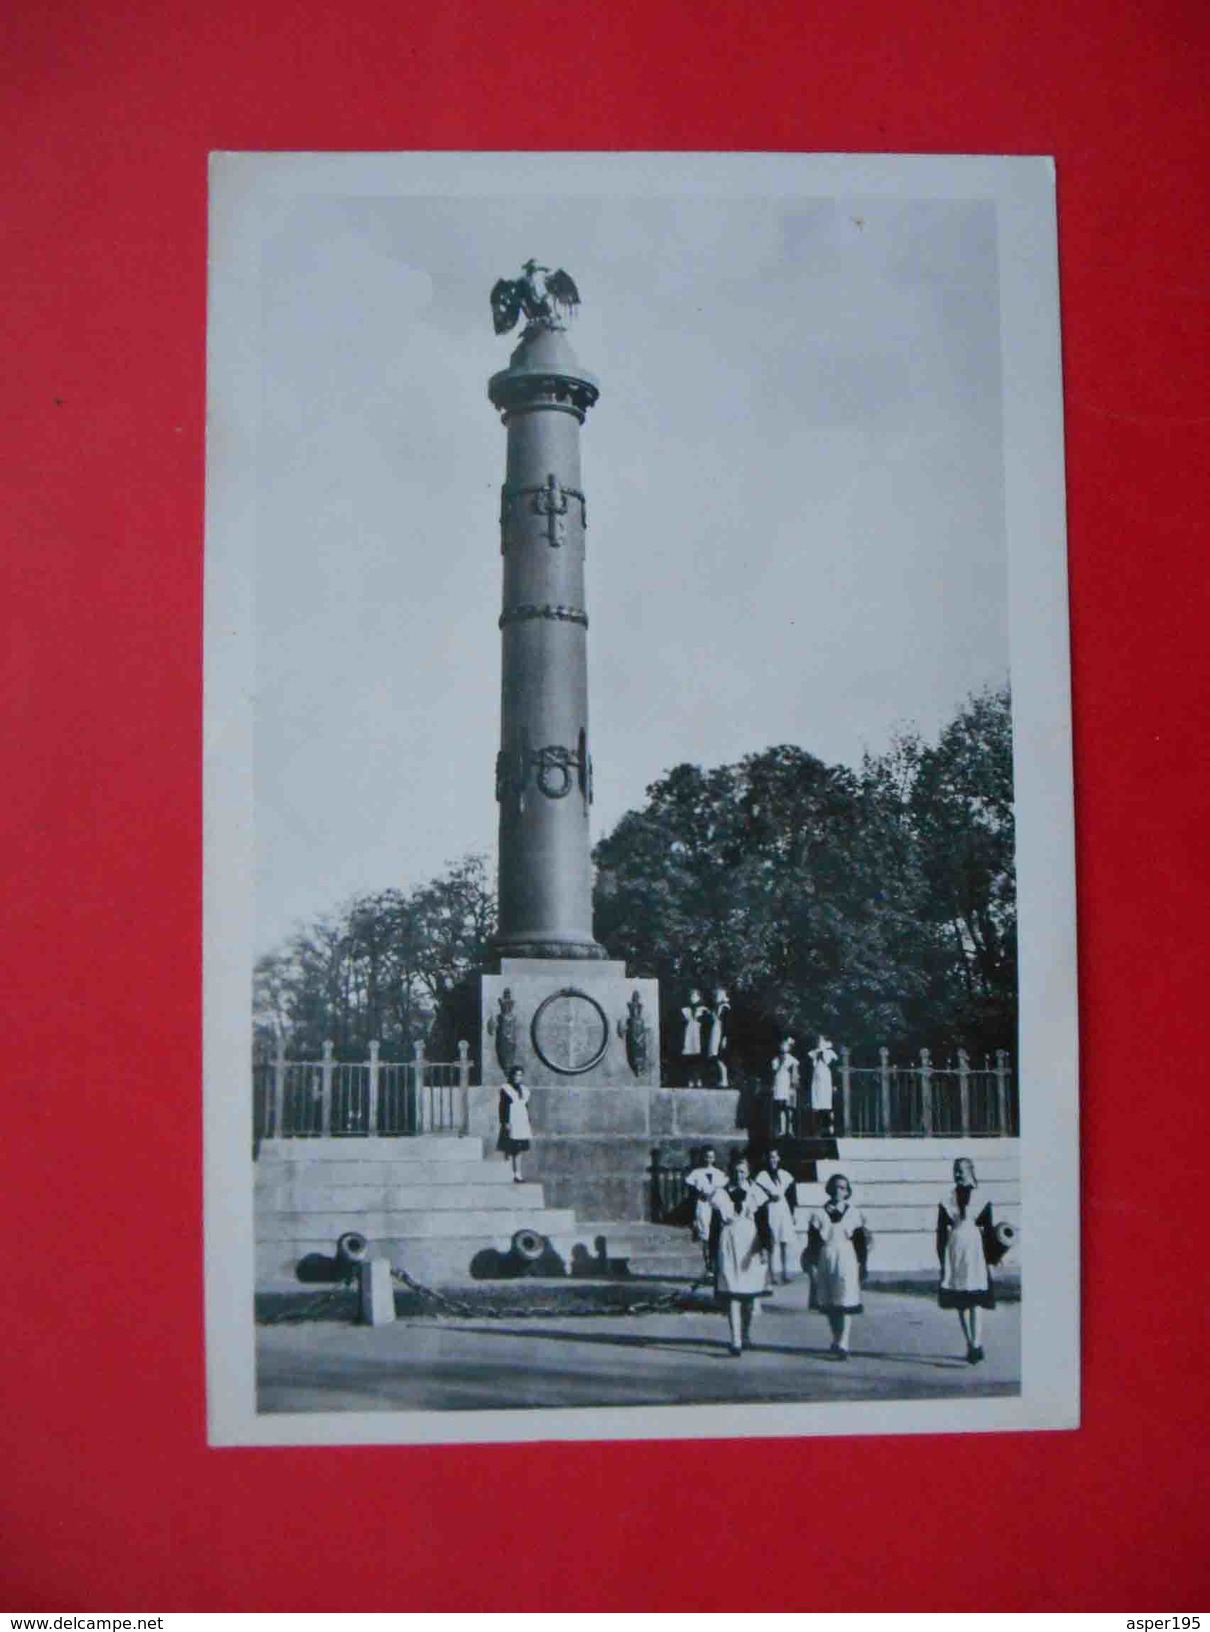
3, 0, 1208, 1611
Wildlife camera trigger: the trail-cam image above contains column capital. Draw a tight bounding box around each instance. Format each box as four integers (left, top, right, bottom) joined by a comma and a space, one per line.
488, 326, 600, 422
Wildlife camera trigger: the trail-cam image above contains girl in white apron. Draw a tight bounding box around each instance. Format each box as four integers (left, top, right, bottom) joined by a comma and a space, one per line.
769, 1038, 800, 1138
806, 1173, 872, 1358
705, 989, 730, 1087
937, 1157, 1002, 1363
808, 1037, 838, 1134
681, 990, 709, 1087
683, 1145, 727, 1272
753, 1147, 798, 1285
497, 1066, 533, 1183
709, 1154, 773, 1355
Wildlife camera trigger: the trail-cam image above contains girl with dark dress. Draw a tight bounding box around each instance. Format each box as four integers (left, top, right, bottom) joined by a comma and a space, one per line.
805, 1173, 872, 1358
709, 1153, 773, 1356
937, 1156, 1005, 1363
497, 1065, 532, 1183
753, 1146, 798, 1286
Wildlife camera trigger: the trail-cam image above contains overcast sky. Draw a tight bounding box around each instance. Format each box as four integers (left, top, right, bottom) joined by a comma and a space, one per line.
253, 192, 1008, 954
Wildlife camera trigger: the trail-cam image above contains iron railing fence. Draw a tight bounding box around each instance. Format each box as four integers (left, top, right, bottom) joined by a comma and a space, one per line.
786, 1048, 1017, 1140
253, 1040, 472, 1150
650, 1156, 691, 1224
651, 1047, 1017, 1214
252, 1040, 1017, 1156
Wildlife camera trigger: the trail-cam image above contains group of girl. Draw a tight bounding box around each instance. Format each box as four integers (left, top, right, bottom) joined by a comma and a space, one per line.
684, 1146, 1005, 1363
769, 1035, 839, 1138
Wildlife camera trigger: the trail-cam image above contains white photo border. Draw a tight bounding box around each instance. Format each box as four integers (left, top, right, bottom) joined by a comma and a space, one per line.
204, 151, 1078, 1447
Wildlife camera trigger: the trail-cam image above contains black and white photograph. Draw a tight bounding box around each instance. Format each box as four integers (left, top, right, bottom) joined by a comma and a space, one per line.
204, 151, 1078, 1445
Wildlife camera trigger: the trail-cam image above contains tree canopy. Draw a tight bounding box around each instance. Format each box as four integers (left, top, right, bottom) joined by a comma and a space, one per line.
593, 684, 1015, 1073
253, 855, 495, 1059
253, 686, 1015, 1073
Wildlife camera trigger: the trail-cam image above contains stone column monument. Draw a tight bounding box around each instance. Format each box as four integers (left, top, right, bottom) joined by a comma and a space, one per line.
478, 262, 659, 1088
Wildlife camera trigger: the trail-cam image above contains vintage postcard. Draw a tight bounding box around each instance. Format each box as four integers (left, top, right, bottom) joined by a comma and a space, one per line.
204, 152, 1077, 1445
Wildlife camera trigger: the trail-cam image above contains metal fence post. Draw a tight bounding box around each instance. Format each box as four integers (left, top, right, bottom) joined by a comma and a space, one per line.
367, 1040, 380, 1138
320, 1040, 335, 1136
920, 1047, 933, 1136
413, 1039, 427, 1133
272, 1037, 286, 1139
879, 1046, 891, 1137
840, 1046, 851, 1137
457, 1040, 471, 1135
957, 1047, 970, 1136
996, 1049, 1011, 1135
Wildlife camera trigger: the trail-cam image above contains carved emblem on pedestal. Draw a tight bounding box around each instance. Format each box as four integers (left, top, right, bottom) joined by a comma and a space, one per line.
486, 987, 518, 1072
531, 988, 610, 1076
618, 990, 650, 1077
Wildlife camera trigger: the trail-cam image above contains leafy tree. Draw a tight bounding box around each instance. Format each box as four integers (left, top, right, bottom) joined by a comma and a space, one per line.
253, 688, 1016, 1074
253, 855, 496, 1059
593, 684, 1015, 1075
594, 746, 929, 1076
889, 684, 1016, 1052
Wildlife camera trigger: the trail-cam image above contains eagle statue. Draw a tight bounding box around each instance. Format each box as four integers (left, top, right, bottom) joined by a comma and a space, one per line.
491, 260, 581, 336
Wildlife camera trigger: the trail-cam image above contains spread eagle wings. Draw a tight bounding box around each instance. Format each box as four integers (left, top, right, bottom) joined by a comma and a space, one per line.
490, 277, 523, 335
546, 268, 580, 313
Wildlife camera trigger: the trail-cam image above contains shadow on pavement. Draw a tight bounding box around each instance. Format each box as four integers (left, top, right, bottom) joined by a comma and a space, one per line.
405, 1320, 969, 1370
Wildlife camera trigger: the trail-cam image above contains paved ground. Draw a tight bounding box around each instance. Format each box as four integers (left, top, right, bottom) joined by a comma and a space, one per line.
257, 1275, 1020, 1414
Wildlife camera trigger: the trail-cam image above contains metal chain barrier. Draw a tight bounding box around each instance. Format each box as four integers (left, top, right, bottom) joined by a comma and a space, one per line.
258, 1286, 355, 1324
389, 1263, 713, 1319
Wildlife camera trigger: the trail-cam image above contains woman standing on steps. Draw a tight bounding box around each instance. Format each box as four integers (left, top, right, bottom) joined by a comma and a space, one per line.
769, 1037, 800, 1139
497, 1065, 532, 1184
805, 1173, 872, 1359
807, 1036, 838, 1135
709, 1152, 773, 1356
937, 1156, 1004, 1363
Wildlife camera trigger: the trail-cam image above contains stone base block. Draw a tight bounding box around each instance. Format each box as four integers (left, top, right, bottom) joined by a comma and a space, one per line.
479, 958, 660, 1088
466, 1083, 745, 1142
466, 1082, 753, 1221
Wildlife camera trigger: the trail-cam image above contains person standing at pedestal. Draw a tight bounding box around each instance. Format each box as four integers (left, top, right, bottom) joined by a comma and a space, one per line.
769, 1037, 800, 1138
497, 1066, 533, 1183
808, 1035, 838, 1135
683, 1144, 727, 1273
705, 988, 731, 1087
709, 1153, 773, 1356
681, 989, 710, 1088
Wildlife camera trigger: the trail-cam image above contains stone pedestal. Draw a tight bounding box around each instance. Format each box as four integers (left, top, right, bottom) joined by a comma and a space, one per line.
465, 1080, 748, 1219
479, 958, 660, 1089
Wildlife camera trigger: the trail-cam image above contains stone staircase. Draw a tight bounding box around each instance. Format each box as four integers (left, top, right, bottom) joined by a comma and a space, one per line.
794, 1138, 1021, 1273
573, 1140, 1022, 1281
255, 1135, 581, 1289
565, 1222, 707, 1279
256, 1136, 718, 1289
255, 1134, 1020, 1288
